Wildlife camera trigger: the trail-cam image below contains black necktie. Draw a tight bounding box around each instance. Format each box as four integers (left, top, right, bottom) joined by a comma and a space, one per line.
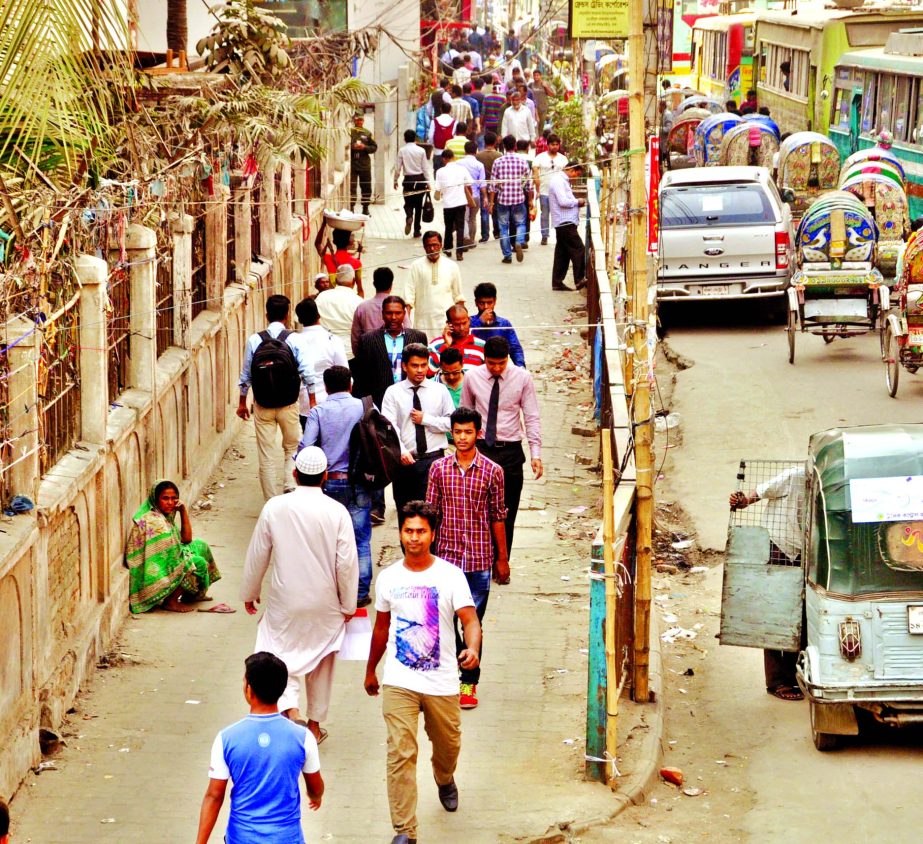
485, 376, 500, 447
412, 386, 427, 456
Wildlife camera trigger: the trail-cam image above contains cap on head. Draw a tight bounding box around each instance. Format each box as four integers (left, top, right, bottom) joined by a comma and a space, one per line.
294, 446, 327, 475
315, 272, 329, 283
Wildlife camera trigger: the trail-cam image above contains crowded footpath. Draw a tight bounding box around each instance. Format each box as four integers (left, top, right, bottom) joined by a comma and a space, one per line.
76, 39, 597, 844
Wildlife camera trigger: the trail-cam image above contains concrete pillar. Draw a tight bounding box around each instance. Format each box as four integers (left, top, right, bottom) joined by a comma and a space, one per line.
75, 254, 109, 445
233, 187, 251, 284
205, 197, 226, 313
278, 162, 293, 235
2, 315, 39, 500
171, 213, 193, 348
373, 103, 387, 206
259, 161, 277, 259
126, 224, 156, 394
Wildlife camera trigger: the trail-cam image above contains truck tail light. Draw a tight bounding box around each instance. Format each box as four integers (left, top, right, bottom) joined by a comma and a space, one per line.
839, 619, 861, 661
775, 230, 790, 270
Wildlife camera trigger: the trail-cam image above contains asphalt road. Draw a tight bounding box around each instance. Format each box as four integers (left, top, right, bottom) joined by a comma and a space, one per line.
594, 301, 923, 844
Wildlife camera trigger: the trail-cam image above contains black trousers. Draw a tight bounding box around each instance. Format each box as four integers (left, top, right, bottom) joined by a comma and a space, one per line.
552, 222, 586, 287
392, 450, 444, 513
475, 440, 525, 557
443, 205, 466, 257
402, 175, 426, 236
350, 167, 372, 210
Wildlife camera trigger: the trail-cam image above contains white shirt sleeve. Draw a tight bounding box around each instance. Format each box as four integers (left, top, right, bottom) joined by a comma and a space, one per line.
208, 733, 230, 780
452, 566, 476, 612
374, 569, 392, 613
302, 730, 321, 774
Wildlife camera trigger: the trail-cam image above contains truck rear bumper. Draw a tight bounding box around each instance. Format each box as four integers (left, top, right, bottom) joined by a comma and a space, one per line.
657, 274, 789, 301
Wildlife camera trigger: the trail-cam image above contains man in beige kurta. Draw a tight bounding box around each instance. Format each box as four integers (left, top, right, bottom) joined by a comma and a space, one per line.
403, 232, 465, 338
240, 446, 359, 742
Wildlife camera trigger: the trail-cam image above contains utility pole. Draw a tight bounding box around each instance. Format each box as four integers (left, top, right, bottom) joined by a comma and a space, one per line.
627, 0, 653, 701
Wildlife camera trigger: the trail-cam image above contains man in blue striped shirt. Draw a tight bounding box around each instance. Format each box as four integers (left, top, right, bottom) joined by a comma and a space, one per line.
547, 161, 587, 291
470, 282, 526, 367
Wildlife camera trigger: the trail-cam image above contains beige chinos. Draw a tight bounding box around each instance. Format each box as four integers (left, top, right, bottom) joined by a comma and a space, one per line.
382, 685, 461, 838
253, 401, 301, 500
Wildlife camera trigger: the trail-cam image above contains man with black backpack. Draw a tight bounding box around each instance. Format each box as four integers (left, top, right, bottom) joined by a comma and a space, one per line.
238, 294, 318, 500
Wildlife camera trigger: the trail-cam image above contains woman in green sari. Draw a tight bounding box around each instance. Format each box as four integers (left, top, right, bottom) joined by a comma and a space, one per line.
126, 480, 220, 613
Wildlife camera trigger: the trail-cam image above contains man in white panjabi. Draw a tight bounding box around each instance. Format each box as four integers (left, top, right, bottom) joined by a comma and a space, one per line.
240, 446, 359, 744
403, 231, 465, 337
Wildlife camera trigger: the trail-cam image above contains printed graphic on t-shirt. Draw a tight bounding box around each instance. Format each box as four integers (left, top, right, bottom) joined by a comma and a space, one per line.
394, 586, 440, 671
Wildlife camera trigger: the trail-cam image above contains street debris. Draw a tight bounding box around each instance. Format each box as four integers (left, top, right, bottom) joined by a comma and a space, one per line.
659, 766, 684, 786
661, 627, 698, 644
654, 412, 681, 432
683, 787, 704, 797
32, 761, 57, 774
671, 539, 694, 551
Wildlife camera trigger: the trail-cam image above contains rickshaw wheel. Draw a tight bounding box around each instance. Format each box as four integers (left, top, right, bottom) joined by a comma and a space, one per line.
885, 326, 900, 398
879, 321, 889, 360
787, 308, 796, 364
822, 331, 836, 345
810, 701, 840, 751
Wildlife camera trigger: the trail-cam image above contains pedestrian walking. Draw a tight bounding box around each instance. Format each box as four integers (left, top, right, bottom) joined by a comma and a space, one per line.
427, 304, 486, 374
444, 122, 469, 160
294, 297, 348, 427
515, 138, 535, 246
300, 366, 373, 607
489, 135, 531, 264
548, 161, 587, 291
529, 68, 555, 132
238, 295, 318, 500
426, 406, 507, 711
353, 297, 427, 525
459, 141, 486, 247
350, 113, 377, 214
380, 344, 454, 511
449, 85, 474, 132
428, 102, 456, 172
476, 132, 502, 242
451, 55, 471, 88
480, 83, 506, 139
351, 267, 408, 358
461, 336, 542, 557
0, 796, 9, 843
435, 346, 465, 407
394, 129, 432, 238
402, 231, 465, 335
500, 91, 536, 145
470, 281, 526, 367
195, 652, 324, 844
532, 134, 567, 245
241, 446, 359, 743
434, 149, 474, 261
364, 500, 481, 844
315, 263, 363, 352
315, 223, 363, 291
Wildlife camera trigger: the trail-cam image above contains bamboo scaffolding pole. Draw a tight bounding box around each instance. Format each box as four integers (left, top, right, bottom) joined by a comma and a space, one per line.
601, 433, 619, 783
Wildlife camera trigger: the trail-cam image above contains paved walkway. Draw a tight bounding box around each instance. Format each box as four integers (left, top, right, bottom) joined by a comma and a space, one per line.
11, 210, 613, 843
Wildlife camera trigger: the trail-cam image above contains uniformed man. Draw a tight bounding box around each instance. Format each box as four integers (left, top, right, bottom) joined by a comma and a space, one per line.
350, 113, 378, 215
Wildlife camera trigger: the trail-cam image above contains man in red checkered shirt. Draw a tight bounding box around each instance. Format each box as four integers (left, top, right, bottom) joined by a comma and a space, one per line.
426, 405, 507, 710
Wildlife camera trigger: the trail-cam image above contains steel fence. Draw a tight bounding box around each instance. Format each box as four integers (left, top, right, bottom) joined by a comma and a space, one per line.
190, 212, 207, 319
106, 265, 131, 404
227, 196, 237, 285
40, 290, 81, 470
155, 246, 175, 356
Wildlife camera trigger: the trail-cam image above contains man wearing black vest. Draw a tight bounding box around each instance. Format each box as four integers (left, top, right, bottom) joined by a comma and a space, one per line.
238, 294, 317, 500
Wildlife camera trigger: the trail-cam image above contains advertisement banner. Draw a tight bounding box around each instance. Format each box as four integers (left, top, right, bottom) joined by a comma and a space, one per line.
657, 0, 674, 73
569, 0, 629, 38
647, 136, 660, 255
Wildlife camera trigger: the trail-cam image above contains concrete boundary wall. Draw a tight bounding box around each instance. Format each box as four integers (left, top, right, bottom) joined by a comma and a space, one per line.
0, 161, 346, 798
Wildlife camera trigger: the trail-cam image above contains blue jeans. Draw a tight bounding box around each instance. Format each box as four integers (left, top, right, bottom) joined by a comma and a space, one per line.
539, 195, 551, 239
496, 203, 526, 258
455, 569, 491, 685
480, 204, 499, 240
323, 479, 372, 602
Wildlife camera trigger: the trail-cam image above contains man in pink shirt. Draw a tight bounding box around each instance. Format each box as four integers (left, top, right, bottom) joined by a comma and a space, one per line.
460, 335, 542, 558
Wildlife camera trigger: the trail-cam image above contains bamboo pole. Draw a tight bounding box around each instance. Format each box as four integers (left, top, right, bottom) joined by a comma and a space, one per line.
628, 0, 654, 702
601, 432, 619, 783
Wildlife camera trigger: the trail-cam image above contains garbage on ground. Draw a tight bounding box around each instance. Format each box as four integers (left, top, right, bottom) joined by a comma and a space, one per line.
33, 761, 57, 774
661, 626, 698, 644
683, 787, 704, 797
3, 494, 34, 516
654, 413, 681, 432
671, 539, 694, 551
659, 766, 684, 786
682, 667, 695, 676
689, 566, 708, 573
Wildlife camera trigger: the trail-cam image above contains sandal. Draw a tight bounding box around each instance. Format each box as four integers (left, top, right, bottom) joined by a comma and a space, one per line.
197, 602, 236, 613
768, 685, 804, 701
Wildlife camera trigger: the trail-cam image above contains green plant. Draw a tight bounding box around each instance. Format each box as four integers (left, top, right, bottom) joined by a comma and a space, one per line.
549, 96, 591, 162
196, 0, 292, 80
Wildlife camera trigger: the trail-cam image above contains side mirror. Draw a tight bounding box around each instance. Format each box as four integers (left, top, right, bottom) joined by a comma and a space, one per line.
780, 188, 796, 204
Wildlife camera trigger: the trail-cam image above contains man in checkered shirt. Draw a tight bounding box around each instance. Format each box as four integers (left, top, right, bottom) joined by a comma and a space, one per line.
426, 405, 507, 711
488, 135, 532, 264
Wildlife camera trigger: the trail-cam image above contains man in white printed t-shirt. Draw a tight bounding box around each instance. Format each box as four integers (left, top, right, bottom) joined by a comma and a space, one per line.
532, 134, 567, 245
434, 148, 474, 261
365, 500, 482, 844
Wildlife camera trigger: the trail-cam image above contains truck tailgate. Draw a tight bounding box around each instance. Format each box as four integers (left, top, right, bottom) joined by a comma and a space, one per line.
660, 225, 776, 278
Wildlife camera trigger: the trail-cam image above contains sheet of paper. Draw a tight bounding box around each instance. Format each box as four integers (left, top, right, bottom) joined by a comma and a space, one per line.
701, 196, 723, 212
337, 608, 372, 661
849, 475, 923, 523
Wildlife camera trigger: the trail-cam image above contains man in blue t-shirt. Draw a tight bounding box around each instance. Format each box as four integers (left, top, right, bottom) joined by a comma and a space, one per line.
195, 652, 324, 844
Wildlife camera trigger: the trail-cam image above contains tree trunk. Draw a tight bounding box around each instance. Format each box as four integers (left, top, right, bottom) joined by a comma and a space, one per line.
166, 0, 187, 53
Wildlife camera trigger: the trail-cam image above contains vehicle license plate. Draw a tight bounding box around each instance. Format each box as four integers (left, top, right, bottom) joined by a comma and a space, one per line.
908, 332, 923, 347
908, 605, 923, 634
701, 285, 730, 297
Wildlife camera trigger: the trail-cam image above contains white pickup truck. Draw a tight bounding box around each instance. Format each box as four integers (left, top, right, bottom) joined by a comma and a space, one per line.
657, 166, 794, 307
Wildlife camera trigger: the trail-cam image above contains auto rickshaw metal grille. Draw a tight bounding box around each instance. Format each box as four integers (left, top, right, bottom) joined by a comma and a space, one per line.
730, 459, 807, 566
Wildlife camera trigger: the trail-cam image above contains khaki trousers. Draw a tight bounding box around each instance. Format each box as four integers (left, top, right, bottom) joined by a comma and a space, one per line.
382, 685, 461, 838
253, 401, 301, 500
277, 651, 337, 722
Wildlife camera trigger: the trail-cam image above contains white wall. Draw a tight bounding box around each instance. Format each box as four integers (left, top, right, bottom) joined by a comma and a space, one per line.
348, 0, 419, 85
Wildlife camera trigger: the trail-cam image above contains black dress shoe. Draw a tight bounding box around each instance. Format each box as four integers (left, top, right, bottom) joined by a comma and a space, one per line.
501, 256, 512, 263
390, 836, 416, 844
437, 779, 458, 811
552, 283, 573, 291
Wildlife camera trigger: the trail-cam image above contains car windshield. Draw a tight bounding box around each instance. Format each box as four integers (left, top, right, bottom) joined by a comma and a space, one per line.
661, 184, 775, 228
811, 510, 923, 595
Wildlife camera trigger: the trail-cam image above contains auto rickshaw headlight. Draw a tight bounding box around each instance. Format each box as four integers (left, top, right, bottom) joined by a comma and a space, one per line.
838, 619, 862, 661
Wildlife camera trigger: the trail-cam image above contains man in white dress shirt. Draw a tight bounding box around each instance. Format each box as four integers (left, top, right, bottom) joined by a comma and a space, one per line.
240, 446, 359, 745
294, 296, 348, 428
315, 263, 363, 353
394, 129, 432, 238
381, 343, 455, 511
500, 91, 536, 145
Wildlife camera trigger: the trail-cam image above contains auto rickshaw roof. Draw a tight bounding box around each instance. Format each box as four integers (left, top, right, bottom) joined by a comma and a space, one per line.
809, 425, 923, 511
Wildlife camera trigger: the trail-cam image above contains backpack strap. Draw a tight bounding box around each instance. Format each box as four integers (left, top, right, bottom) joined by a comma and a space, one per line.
258, 330, 271, 344
278, 329, 292, 342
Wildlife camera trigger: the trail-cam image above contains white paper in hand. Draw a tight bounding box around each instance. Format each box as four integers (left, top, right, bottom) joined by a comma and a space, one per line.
337, 607, 372, 660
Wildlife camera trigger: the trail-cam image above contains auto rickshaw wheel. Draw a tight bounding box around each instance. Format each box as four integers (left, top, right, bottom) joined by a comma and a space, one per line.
885, 326, 900, 398
822, 331, 836, 344
787, 308, 796, 364
810, 701, 840, 751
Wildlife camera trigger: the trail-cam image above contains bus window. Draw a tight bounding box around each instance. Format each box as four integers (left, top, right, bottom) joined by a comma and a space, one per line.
915, 81, 923, 144
895, 75, 913, 142
879, 74, 895, 133
861, 73, 877, 133
758, 44, 767, 83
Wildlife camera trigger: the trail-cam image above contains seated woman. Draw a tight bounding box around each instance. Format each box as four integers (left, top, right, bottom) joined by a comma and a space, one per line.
126, 480, 220, 613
